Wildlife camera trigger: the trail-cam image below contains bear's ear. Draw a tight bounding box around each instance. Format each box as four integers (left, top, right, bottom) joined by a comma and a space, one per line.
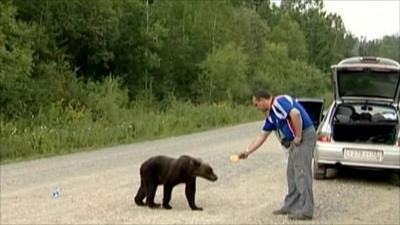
191, 158, 202, 167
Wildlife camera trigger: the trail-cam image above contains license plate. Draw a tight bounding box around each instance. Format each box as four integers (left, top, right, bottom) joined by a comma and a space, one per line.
343, 148, 383, 162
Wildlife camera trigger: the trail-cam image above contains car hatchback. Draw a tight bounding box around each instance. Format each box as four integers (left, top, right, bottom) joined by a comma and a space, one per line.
312, 56, 400, 179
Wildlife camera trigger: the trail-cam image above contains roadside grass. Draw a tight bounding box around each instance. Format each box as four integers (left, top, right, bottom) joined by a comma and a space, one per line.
0, 101, 261, 164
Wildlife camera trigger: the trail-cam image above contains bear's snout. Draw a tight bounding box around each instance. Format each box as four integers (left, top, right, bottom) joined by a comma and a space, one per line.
206, 172, 218, 182
196, 168, 218, 181
210, 174, 218, 181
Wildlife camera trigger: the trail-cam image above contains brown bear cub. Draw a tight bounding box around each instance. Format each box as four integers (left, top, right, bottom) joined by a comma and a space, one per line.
134, 155, 218, 210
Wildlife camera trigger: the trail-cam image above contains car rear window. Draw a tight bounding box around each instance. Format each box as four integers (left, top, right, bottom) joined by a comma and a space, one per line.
338, 71, 400, 99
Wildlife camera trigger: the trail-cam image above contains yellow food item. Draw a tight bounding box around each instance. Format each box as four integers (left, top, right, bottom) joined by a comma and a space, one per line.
230, 154, 239, 162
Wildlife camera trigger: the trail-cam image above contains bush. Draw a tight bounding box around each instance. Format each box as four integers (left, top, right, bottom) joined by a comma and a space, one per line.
0, 99, 259, 163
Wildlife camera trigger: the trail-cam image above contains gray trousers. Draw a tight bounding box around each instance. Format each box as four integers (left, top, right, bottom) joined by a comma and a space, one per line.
282, 127, 316, 217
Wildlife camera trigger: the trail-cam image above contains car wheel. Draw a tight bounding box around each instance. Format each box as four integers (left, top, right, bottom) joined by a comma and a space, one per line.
313, 159, 327, 180
395, 170, 400, 187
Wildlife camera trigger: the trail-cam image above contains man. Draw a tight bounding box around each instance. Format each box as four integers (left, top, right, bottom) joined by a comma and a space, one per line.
238, 89, 316, 220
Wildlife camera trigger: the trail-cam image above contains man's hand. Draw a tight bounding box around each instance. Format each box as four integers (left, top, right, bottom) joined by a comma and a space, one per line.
238, 150, 249, 159
289, 108, 302, 146
293, 136, 302, 145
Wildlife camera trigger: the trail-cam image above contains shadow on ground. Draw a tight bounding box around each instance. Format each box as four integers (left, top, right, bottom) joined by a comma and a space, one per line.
324, 166, 400, 186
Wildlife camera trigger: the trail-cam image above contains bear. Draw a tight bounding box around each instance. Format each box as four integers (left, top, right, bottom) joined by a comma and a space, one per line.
134, 155, 218, 210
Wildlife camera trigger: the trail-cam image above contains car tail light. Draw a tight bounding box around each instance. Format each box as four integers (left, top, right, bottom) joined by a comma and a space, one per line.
317, 133, 331, 143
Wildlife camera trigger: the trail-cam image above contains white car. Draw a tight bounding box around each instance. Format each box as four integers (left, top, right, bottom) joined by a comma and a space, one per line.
310, 56, 400, 179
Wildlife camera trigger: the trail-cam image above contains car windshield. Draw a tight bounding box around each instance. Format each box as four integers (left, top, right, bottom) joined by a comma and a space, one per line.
338, 70, 400, 99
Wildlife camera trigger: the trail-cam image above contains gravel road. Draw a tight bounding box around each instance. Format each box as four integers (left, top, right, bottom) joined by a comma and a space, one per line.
1, 122, 399, 224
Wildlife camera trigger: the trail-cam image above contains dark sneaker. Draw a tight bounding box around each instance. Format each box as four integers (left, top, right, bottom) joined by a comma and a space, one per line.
288, 213, 313, 220
272, 208, 290, 215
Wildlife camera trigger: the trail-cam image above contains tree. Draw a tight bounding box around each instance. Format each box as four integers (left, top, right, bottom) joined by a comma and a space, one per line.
281, 0, 323, 12
252, 42, 327, 97
378, 34, 400, 61
196, 42, 250, 103
276, 0, 357, 72
359, 34, 400, 62
269, 13, 308, 60
0, 2, 34, 118
13, 0, 120, 79
148, 0, 237, 100
110, 0, 151, 99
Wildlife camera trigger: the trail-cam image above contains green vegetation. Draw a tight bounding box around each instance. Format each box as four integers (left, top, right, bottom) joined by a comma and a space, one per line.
358, 35, 400, 62
1, 92, 261, 163
0, 0, 396, 163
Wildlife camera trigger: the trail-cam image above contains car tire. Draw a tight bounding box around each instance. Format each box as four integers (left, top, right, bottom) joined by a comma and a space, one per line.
395, 170, 400, 187
313, 159, 327, 180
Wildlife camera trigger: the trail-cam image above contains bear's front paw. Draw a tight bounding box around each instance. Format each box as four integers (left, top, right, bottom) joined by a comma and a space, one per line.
191, 206, 203, 211
134, 200, 146, 206
163, 204, 172, 209
148, 203, 161, 209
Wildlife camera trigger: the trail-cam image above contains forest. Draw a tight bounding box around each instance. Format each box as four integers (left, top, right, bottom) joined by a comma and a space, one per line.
1, 0, 398, 162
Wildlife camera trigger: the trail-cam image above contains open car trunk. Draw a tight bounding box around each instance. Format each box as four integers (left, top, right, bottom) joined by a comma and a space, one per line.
333, 122, 397, 144
332, 104, 398, 145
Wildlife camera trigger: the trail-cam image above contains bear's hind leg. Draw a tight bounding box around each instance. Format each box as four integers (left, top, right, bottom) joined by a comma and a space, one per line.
145, 182, 160, 208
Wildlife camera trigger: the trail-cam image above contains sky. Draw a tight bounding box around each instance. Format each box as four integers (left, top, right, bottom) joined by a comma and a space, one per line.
323, 0, 400, 40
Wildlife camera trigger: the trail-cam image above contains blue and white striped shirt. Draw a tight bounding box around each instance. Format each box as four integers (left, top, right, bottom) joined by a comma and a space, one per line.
262, 95, 313, 141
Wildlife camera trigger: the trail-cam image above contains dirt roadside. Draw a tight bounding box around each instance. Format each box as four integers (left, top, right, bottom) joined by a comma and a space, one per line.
1, 122, 399, 224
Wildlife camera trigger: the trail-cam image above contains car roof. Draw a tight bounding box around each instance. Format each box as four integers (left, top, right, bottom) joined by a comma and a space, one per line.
331, 56, 400, 70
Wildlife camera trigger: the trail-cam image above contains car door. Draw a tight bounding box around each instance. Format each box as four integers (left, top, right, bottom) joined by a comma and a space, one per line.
298, 98, 325, 129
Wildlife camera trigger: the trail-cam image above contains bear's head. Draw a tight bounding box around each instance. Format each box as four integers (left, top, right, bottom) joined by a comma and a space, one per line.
182, 156, 218, 181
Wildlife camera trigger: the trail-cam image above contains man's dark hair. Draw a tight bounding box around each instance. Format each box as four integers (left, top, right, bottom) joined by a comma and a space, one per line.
254, 89, 271, 100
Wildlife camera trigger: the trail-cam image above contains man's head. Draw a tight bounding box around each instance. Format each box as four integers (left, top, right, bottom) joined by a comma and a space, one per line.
252, 89, 273, 113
